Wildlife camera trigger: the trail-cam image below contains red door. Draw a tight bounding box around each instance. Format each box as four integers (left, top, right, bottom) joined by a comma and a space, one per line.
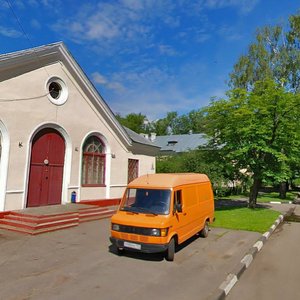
27, 128, 65, 207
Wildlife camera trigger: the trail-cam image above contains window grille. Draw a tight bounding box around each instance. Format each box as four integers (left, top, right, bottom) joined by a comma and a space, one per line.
82, 136, 105, 186
128, 159, 139, 183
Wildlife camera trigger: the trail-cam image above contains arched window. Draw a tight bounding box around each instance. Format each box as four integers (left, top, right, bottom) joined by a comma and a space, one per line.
82, 136, 105, 186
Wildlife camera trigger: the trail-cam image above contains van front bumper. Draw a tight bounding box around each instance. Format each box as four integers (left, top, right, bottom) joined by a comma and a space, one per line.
110, 237, 169, 253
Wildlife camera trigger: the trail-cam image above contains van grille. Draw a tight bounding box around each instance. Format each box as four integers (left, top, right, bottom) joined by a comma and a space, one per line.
118, 225, 153, 236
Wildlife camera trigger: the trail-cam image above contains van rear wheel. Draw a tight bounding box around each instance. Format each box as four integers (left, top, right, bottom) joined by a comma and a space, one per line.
165, 238, 175, 261
200, 221, 209, 238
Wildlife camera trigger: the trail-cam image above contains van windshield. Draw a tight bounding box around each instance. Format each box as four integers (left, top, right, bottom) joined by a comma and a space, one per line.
120, 188, 171, 215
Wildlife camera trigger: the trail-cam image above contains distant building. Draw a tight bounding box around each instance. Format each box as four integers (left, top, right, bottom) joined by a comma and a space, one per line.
152, 133, 208, 155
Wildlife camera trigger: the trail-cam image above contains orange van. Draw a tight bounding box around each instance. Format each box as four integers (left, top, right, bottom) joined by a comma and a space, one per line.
110, 173, 214, 261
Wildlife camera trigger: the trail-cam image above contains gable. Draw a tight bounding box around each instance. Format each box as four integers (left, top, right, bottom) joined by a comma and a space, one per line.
0, 42, 133, 150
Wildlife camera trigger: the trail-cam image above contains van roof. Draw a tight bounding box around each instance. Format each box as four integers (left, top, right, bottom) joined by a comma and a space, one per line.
127, 173, 210, 188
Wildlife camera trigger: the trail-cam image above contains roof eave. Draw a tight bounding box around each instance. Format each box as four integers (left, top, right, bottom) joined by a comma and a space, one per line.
0, 42, 133, 148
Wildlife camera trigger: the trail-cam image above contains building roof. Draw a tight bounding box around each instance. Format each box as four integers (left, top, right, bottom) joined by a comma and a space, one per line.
128, 173, 210, 188
124, 127, 160, 155
124, 127, 159, 147
153, 133, 208, 154
0, 42, 157, 155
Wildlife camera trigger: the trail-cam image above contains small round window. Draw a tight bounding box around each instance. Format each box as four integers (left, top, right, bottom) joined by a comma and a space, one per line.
46, 77, 68, 105
49, 82, 62, 99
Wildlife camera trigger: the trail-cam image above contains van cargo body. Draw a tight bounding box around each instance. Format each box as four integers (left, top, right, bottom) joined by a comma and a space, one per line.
110, 173, 214, 261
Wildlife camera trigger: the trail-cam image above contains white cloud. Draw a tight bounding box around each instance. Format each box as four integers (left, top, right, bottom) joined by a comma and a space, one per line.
91, 72, 107, 85
91, 72, 125, 92
195, 32, 211, 43
28, 0, 60, 6
30, 19, 41, 30
120, 0, 145, 11
0, 26, 21, 38
158, 44, 178, 56
100, 61, 218, 120
204, 0, 260, 14
51, 1, 178, 53
218, 25, 242, 41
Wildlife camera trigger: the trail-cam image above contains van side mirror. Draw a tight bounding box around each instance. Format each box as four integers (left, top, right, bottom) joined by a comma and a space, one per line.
176, 203, 182, 213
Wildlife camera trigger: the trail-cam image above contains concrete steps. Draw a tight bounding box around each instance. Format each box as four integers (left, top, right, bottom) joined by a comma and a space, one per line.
79, 207, 116, 222
0, 206, 116, 235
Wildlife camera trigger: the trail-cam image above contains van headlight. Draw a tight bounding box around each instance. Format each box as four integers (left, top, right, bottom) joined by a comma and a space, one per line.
112, 223, 120, 231
149, 228, 168, 237
150, 228, 161, 236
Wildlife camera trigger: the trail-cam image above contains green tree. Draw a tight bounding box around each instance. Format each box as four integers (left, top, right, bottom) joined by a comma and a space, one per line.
152, 110, 208, 135
229, 13, 300, 198
187, 109, 209, 133
152, 112, 179, 135
156, 148, 235, 195
229, 13, 300, 92
204, 80, 300, 208
115, 113, 150, 133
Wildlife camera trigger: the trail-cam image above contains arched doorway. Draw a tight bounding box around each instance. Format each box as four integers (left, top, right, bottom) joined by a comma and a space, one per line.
27, 128, 65, 207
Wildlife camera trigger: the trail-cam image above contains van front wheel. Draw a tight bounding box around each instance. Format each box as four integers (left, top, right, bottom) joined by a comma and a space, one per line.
165, 238, 175, 261
200, 221, 209, 238
117, 247, 125, 256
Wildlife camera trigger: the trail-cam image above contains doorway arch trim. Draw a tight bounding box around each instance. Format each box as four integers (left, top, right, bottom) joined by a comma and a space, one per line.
23, 122, 72, 208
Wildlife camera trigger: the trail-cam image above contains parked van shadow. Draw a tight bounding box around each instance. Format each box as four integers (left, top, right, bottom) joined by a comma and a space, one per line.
108, 233, 204, 262
108, 244, 165, 261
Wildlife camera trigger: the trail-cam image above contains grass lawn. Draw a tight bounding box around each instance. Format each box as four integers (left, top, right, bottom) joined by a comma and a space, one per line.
211, 207, 281, 233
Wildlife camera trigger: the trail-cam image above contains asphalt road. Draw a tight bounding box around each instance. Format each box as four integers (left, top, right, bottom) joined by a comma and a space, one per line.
227, 206, 300, 300
0, 218, 260, 300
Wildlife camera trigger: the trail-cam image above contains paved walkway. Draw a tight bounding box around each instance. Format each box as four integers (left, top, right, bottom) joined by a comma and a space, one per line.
0, 218, 261, 300
227, 205, 300, 300
13, 203, 99, 216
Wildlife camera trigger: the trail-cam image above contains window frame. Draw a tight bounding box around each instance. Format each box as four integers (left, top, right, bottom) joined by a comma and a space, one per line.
46, 76, 68, 106
128, 158, 139, 183
81, 136, 106, 187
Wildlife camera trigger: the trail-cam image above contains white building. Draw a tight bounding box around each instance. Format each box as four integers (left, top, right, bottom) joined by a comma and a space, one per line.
0, 42, 159, 212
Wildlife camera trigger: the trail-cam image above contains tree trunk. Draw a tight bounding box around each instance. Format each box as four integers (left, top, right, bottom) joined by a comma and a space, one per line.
249, 178, 261, 208
279, 181, 287, 199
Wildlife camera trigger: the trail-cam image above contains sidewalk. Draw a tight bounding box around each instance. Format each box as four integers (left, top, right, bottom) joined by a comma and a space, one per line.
226, 204, 300, 300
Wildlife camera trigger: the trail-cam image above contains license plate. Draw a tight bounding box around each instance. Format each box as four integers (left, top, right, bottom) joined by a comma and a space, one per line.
124, 241, 141, 250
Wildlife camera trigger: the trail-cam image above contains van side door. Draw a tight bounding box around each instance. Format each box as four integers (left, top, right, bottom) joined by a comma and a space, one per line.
172, 189, 190, 244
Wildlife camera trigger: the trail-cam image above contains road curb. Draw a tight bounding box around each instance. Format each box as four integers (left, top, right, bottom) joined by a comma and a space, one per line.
208, 208, 294, 300
269, 201, 292, 204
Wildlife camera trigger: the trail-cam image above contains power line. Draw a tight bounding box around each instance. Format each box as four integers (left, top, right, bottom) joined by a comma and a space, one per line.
5, 0, 50, 77
0, 92, 51, 102
5, 0, 33, 48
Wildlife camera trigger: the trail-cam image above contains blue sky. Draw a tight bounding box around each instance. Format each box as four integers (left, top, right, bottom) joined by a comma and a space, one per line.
0, 0, 299, 120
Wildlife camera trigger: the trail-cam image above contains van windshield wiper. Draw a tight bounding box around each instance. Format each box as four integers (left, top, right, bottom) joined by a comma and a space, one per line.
135, 207, 158, 216
120, 207, 138, 214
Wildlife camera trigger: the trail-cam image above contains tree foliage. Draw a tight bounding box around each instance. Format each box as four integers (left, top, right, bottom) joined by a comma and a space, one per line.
116, 110, 208, 135
229, 13, 300, 92
118, 13, 300, 206
115, 113, 151, 133
204, 80, 300, 207
156, 149, 234, 194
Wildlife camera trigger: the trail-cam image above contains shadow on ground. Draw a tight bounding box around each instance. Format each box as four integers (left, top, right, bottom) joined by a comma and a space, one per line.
108, 233, 206, 262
